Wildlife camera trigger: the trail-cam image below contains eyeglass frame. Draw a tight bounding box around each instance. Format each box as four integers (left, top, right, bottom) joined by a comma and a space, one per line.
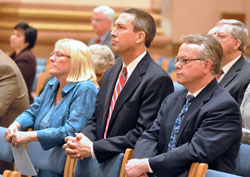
211, 32, 236, 41
90, 17, 108, 23
50, 52, 70, 59
174, 58, 205, 65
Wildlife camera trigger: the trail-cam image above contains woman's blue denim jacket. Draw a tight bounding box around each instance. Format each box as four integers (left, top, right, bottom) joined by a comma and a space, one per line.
15, 78, 98, 150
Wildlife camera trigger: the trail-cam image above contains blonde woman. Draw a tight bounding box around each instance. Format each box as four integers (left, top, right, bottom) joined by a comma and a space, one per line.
5, 39, 98, 177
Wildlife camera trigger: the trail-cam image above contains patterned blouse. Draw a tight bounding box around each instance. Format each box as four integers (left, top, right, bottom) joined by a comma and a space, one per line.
15, 77, 98, 150
241, 83, 250, 130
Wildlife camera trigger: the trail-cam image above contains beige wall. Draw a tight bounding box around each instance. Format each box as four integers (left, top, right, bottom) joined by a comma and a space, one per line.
0, 0, 152, 9
162, 0, 250, 43
1, 0, 250, 57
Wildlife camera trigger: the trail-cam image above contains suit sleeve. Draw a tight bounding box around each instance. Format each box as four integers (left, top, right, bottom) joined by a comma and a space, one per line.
93, 74, 174, 162
132, 98, 168, 158
132, 99, 172, 177
147, 100, 242, 177
0, 65, 18, 117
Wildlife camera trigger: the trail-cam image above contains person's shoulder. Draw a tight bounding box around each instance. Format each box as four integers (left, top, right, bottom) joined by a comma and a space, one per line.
143, 54, 168, 73
240, 60, 250, 73
0, 64, 15, 76
144, 59, 170, 80
212, 86, 239, 107
76, 80, 98, 93
162, 89, 186, 102
17, 49, 36, 60
88, 37, 97, 46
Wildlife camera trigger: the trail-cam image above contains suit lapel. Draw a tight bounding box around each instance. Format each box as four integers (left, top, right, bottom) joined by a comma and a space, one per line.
219, 56, 244, 87
108, 53, 151, 132
176, 79, 218, 144
102, 63, 122, 125
165, 92, 187, 147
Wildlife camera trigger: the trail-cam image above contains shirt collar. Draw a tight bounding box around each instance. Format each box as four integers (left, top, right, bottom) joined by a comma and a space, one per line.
122, 51, 147, 79
48, 77, 77, 95
187, 86, 205, 98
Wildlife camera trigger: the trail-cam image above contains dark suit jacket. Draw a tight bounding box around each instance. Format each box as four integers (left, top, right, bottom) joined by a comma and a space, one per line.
133, 79, 242, 177
0, 50, 29, 173
10, 48, 36, 104
219, 56, 250, 105
82, 53, 174, 163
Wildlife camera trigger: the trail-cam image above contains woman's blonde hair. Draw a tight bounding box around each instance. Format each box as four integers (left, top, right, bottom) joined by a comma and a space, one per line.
55, 39, 97, 84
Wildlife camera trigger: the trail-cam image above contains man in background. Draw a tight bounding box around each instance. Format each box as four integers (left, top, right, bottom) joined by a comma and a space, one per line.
88, 5, 120, 62
209, 19, 250, 105
0, 50, 29, 173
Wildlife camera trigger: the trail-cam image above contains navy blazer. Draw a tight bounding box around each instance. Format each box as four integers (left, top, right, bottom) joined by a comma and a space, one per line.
133, 79, 242, 177
82, 53, 174, 162
219, 56, 250, 105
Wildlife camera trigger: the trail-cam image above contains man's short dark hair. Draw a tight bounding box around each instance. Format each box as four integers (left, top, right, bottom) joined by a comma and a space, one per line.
122, 8, 156, 48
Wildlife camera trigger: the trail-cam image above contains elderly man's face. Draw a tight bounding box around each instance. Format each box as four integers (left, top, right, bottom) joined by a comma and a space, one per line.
91, 12, 112, 36
209, 24, 238, 56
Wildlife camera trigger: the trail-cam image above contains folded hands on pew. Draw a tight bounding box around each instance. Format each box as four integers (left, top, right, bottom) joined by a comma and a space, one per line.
4, 121, 38, 148
63, 133, 92, 159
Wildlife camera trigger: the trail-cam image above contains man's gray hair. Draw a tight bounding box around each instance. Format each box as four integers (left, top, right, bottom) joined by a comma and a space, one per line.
182, 34, 223, 75
93, 5, 115, 24
216, 19, 249, 52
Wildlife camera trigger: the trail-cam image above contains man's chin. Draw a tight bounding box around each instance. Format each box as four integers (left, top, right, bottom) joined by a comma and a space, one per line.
111, 47, 118, 53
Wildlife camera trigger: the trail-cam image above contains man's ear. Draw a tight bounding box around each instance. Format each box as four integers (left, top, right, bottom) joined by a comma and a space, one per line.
136, 31, 146, 44
233, 39, 241, 50
203, 59, 213, 74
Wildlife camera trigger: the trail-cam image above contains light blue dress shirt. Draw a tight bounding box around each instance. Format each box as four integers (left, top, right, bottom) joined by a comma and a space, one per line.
15, 77, 98, 150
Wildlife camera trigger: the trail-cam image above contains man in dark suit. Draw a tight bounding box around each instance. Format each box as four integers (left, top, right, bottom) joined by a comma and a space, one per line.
88, 5, 120, 63
125, 34, 242, 177
64, 8, 174, 174
88, 5, 114, 48
209, 19, 250, 105
0, 49, 29, 173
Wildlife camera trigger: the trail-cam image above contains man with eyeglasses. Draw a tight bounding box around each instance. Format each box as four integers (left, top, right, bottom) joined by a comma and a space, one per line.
88, 5, 120, 63
209, 19, 250, 105
125, 34, 242, 177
